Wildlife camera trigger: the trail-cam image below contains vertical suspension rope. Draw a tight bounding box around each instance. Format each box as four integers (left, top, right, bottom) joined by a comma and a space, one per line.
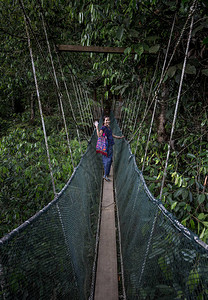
125, 89, 135, 139
79, 85, 93, 135
121, 93, 130, 132
124, 94, 132, 136
120, 94, 127, 131
137, 5, 196, 290
142, 16, 176, 172
56, 52, 83, 154
71, 75, 88, 137
159, 15, 194, 200
77, 83, 87, 128
133, 74, 149, 154
78, 83, 92, 135
85, 90, 93, 127
134, 128, 142, 155
161, 14, 176, 79
131, 92, 138, 131
129, 0, 197, 144
24, 14, 56, 196
134, 71, 149, 148
77, 84, 86, 126
35, 5, 81, 285
84, 90, 94, 136
132, 90, 142, 133
140, 69, 148, 108
19, 0, 62, 115
40, 12, 75, 169
57, 52, 93, 134
85, 91, 94, 127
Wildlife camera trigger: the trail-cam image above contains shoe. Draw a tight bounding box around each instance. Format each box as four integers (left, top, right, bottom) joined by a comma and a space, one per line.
103, 175, 110, 182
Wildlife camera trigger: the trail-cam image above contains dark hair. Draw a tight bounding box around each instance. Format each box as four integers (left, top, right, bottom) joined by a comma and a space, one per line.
103, 116, 109, 125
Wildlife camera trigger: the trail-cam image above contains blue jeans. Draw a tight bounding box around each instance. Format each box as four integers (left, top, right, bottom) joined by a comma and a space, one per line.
102, 145, 113, 176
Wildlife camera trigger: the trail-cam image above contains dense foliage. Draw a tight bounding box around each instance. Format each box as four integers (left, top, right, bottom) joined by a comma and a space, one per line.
0, 115, 87, 236
0, 0, 208, 243
131, 128, 208, 243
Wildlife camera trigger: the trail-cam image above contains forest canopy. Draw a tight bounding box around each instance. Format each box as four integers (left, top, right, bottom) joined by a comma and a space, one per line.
0, 0, 208, 242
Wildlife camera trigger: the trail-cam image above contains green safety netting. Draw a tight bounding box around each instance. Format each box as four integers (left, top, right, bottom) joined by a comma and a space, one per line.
1, 113, 208, 300
111, 114, 208, 299
0, 130, 103, 300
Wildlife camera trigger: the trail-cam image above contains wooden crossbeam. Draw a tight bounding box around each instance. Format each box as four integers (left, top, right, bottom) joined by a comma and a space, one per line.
57, 44, 136, 54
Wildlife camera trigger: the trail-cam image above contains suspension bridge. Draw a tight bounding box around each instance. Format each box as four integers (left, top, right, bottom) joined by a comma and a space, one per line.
1, 0, 208, 299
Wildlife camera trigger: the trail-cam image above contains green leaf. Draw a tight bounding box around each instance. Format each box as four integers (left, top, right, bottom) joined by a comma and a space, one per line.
200, 227, 206, 239
198, 213, 206, 220
124, 47, 132, 55
185, 64, 196, 75
117, 26, 124, 41
171, 201, 177, 210
186, 204, 191, 212
135, 45, 144, 56
198, 194, 205, 204
182, 189, 189, 200
187, 153, 196, 159
202, 69, 208, 76
181, 216, 190, 226
149, 44, 160, 53
167, 66, 177, 78
201, 119, 207, 126
190, 219, 195, 230
129, 29, 139, 38
142, 43, 149, 51
202, 222, 208, 228
174, 187, 184, 198
203, 37, 208, 45
102, 69, 106, 76
123, 55, 130, 63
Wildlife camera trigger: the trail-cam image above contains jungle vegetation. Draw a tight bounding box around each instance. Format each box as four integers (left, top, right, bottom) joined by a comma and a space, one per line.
0, 0, 208, 243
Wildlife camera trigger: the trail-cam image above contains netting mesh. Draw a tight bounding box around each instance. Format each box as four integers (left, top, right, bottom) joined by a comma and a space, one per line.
0, 130, 103, 300
1, 114, 208, 300
111, 115, 208, 300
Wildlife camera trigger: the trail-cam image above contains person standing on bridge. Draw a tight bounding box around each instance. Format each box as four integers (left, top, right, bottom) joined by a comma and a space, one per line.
95, 116, 124, 181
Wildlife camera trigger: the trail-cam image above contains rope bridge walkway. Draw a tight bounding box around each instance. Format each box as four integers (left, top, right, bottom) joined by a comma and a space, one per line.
2, 1, 208, 298
0, 114, 208, 300
94, 168, 118, 300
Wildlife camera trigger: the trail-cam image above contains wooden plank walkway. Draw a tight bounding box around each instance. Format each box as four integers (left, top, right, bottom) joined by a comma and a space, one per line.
94, 168, 118, 300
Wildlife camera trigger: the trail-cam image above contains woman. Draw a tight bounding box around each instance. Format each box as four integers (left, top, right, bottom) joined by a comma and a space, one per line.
95, 116, 124, 181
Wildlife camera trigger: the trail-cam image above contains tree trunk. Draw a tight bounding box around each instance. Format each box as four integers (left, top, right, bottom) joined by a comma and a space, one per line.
157, 84, 168, 143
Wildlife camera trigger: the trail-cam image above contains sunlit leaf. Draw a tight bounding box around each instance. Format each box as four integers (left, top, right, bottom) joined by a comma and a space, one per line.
198, 194, 205, 204
171, 201, 177, 210
198, 213, 206, 220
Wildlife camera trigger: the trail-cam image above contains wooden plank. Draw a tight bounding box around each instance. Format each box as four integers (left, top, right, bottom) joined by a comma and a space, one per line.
94, 169, 118, 300
57, 44, 135, 54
